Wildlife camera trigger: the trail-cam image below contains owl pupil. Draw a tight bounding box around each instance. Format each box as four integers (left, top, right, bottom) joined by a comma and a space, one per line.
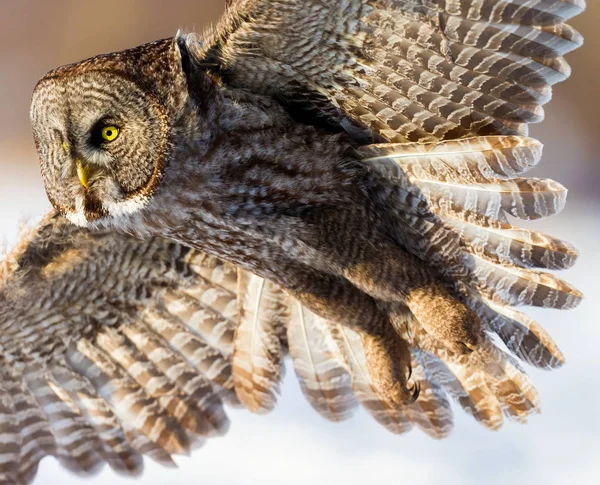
106, 130, 112, 137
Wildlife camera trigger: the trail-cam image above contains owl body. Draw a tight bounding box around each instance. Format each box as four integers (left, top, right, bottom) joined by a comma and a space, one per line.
28, 18, 579, 403
32, 35, 480, 404
3, 1, 586, 482
107, 59, 426, 401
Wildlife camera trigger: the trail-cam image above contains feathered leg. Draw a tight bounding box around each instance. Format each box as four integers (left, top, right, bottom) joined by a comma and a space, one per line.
283, 265, 414, 405
343, 238, 480, 353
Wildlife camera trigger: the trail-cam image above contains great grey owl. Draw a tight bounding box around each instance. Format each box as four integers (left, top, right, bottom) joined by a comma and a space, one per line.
1, 0, 585, 483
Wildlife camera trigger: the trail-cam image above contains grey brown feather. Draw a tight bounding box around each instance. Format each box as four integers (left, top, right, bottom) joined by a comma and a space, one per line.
1, 0, 586, 482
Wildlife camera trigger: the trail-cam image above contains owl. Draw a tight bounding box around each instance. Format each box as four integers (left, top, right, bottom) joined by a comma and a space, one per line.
0, 0, 585, 483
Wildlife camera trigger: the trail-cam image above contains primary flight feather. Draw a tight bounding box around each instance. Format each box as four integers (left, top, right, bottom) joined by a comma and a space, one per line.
0, 0, 585, 483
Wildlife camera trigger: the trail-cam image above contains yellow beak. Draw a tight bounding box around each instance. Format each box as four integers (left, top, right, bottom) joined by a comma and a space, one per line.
75, 159, 89, 189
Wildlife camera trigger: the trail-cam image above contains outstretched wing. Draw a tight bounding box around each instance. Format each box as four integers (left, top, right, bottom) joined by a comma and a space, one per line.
0, 214, 434, 483
0, 214, 241, 483
197, 0, 583, 425
1, 1, 587, 482
0, 141, 583, 483
198, 0, 585, 142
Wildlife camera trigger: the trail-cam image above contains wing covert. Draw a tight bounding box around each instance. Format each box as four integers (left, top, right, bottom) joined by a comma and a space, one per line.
0, 214, 237, 482
0, 213, 458, 483
194, 0, 585, 142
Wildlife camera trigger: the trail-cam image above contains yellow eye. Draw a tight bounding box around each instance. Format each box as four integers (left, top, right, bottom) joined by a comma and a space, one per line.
101, 126, 119, 142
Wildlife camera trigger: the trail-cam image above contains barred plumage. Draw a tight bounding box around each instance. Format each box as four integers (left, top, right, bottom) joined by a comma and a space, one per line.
1, 0, 586, 483
213, 0, 584, 142
232, 272, 288, 412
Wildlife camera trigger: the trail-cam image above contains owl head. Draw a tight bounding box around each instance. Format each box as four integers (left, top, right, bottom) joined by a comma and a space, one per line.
30, 36, 208, 227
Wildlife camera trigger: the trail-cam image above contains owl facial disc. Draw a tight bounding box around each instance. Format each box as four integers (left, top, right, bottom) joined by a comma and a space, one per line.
30, 66, 170, 226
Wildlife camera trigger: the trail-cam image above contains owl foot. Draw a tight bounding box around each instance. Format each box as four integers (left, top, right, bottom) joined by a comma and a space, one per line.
406, 285, 480, 354
344, 250, 480, 354
360, 324, 418, 405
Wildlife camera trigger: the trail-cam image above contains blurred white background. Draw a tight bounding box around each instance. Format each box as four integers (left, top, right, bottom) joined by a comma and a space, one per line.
0, 1, 599, 484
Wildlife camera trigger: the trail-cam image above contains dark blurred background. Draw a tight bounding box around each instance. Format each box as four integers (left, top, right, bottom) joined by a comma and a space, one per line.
0, 2, 598, 485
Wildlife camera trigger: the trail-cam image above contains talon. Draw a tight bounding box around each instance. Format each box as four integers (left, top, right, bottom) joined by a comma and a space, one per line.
448, 341, 475, 355
408, 380, 420, 403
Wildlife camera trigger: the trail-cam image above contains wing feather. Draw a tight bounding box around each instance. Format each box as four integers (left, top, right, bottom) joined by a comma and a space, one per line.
364, 136, 581, 305
476, 298, 566, 369
94, 327, 212, 437
162, 289, 236, 355
0, 2, 588, 477
0, 215, 236, 481
67, 337, 191, 456
331, 324, 413, 434
287, 302, 358, 421
205, 0, 585, 141
119, 320, 229, 436
232, 272, 288, 413
0, 365, 22, 485
405, 350, 454, 439
51, 365, 143, 476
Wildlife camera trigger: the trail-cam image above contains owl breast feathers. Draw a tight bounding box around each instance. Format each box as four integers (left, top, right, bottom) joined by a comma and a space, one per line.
1, 0, 586, 483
